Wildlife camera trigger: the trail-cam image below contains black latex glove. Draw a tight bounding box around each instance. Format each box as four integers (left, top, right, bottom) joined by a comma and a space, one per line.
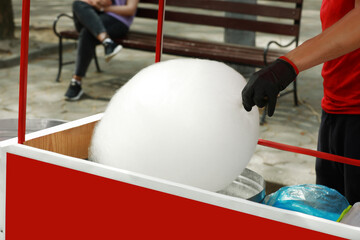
242, 58, 298, 117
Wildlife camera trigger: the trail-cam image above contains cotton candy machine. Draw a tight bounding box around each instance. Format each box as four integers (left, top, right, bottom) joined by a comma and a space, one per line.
218, 168, 265, 202
1, 115, 359, 239
0, 118, 66, 141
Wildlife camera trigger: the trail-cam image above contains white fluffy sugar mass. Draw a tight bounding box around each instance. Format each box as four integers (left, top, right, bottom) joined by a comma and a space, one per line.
89, 58, 259, 192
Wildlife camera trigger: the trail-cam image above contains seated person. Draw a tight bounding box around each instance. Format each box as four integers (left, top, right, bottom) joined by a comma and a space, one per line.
65, 0, 139, 101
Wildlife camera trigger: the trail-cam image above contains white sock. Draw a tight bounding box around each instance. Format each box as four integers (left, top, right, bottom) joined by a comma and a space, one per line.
102, 38, 113, 45
71, 78, 81, 84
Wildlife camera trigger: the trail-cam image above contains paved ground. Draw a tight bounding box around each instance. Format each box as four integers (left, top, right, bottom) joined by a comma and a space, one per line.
0, 0, 324, 193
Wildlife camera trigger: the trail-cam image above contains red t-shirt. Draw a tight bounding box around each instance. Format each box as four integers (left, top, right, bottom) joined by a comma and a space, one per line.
320, 0, 360, 114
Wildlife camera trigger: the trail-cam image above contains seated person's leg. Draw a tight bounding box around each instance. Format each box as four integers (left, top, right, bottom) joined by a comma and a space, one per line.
65, 28, 97, 101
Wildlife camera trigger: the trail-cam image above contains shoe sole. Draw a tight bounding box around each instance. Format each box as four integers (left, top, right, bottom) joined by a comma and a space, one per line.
105, 45, 123, 62
65, 89, 84, 101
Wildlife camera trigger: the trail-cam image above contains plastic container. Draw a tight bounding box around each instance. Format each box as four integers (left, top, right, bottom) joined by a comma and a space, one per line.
340, 202, 360, 227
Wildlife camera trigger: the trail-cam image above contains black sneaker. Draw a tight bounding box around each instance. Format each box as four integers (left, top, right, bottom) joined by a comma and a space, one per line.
65, 79, 83, 101
103, 40, 122, 62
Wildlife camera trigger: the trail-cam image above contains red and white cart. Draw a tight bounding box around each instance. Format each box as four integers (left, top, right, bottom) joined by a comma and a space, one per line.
1, 0, 360, 239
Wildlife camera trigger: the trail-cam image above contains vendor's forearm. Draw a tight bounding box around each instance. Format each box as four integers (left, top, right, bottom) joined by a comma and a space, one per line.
285, 6, 360, 72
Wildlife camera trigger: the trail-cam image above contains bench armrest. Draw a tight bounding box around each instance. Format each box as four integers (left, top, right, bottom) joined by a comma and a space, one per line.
263, 39, 297, 66
53, 13, 74, 38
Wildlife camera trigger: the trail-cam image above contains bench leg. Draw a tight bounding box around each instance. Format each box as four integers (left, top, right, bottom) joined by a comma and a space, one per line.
94, 50, 102, 73
55, 37, 63, 82
260, 107, 267, 125
293, 80, 298, 106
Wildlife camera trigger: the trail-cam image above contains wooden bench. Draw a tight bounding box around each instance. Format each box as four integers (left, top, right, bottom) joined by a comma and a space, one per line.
53, 0, 304, 122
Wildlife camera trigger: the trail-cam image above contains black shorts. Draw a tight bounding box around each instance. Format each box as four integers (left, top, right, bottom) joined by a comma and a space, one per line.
316, 110, 360, 205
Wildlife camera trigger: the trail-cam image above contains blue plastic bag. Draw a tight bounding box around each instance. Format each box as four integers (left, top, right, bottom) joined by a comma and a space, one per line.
263, 184, 350, 221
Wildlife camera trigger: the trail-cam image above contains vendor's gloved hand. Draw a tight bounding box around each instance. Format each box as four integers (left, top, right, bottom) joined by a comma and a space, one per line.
242, 56, 298, 117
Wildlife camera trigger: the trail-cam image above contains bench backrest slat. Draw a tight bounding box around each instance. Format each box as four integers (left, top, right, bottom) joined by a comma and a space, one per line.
141, 0, 302, 20
137, 0, 303, 37
137, 8, 299, 36
141, 0, 303, 3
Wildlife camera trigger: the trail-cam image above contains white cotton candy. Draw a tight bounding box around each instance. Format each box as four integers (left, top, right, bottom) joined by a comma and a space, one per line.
89, 58, 259, 192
